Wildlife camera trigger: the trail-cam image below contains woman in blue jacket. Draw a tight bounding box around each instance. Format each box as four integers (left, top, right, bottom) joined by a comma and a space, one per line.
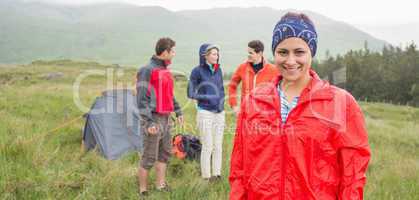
187, 44, 225, 181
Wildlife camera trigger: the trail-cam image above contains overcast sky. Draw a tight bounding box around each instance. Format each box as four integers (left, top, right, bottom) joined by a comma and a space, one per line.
24, 0, 418, 25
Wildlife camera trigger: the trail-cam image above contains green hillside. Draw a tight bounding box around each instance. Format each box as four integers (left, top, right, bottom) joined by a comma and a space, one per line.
0, 1, 388, 72
0, 62, 418, 199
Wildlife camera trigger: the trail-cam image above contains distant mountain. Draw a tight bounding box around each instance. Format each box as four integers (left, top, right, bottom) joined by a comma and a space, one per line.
356, 22, 419, 46
0, 1, 388, 72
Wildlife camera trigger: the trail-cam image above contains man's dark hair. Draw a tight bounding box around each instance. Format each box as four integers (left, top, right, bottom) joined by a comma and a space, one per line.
155, 37, 176, 56
248, 40, 264, 53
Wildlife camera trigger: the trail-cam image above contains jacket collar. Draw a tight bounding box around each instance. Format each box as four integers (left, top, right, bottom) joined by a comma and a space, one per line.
246, 58, 270, 74
248, 57, 264, 66
252, 69, 334, 108
201, 62, 220, 72
151, 55, 171, 68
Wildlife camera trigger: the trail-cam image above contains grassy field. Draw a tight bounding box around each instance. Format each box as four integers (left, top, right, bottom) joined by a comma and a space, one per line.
1, 62, 418, 199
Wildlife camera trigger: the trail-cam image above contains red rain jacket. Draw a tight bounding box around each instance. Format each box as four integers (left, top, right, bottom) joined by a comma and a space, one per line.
229, 70, 371, 200
228, 61, 280, 108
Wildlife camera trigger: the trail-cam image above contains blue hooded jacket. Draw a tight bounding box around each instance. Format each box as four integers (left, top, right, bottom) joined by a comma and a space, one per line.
187, 44, 225, 113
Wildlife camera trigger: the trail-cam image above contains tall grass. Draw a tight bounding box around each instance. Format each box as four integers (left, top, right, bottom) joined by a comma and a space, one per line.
1, 62, 418, 199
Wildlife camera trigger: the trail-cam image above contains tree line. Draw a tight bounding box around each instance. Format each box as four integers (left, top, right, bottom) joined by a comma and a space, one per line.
312, 42, 419, 107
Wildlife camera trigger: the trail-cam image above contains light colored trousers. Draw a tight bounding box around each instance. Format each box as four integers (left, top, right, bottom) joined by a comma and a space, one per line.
197, 109, 225, 178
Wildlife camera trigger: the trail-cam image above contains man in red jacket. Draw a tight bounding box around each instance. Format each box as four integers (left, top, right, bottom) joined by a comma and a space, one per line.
136, 37, 184, 196
228, 40, 279, 114
229, 12, 371, 200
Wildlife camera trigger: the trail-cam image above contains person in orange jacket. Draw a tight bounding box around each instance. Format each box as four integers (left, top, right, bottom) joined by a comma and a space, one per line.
229, 12, 371, 200
228, 40, 280, 114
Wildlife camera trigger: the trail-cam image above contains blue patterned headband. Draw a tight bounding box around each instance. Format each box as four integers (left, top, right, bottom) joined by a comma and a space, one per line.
271, 16, 318, 57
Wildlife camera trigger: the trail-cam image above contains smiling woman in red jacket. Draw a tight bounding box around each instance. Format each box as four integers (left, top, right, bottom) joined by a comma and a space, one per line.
229, 12, 371, 200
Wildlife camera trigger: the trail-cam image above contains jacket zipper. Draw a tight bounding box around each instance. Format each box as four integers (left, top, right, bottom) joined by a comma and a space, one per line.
280, 124, 286, 200
252, 63, 266, 89
280, 96, 287, 200
253, 72, 258, 89
281, 105, 297, 200
279, 85, 311, 199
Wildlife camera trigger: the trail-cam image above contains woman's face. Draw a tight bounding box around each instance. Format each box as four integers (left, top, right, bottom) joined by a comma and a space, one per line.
205, 48, 219, 65
274, 37, 312, 82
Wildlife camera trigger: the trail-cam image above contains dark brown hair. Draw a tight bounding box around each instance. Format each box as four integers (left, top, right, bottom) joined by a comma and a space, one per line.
248, 40, 264, 53
155, 37, 176, 56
